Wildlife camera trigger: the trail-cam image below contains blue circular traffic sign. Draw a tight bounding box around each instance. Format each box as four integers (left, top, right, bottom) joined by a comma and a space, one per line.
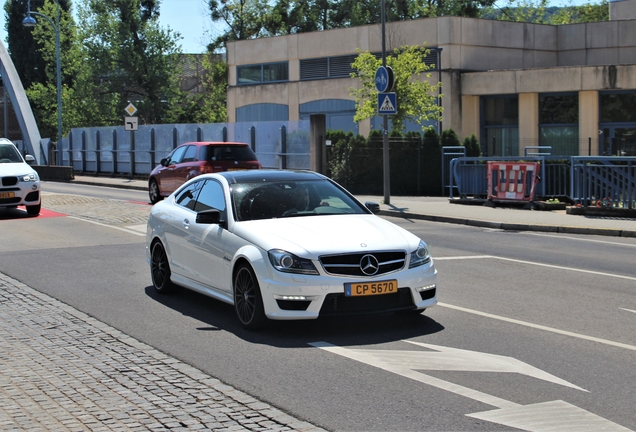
375, 66, 394, 92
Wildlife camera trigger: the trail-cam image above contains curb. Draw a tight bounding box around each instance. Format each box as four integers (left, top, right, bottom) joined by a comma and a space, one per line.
378, 210, 636, 238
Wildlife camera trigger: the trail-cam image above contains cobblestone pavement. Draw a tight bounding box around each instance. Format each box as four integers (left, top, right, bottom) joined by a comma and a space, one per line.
0, 273, 324, 431
42, 193, 152, 226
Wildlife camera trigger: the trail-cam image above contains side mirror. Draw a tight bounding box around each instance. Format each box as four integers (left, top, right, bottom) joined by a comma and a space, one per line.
160, 157, 169, 166
365, 201, 381, 214
25, 154, 35, 164
196, 209, 222, 225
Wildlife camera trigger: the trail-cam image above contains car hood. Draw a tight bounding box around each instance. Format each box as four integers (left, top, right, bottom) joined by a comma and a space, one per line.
232, 214, 420, 258
0, 162, 37, 177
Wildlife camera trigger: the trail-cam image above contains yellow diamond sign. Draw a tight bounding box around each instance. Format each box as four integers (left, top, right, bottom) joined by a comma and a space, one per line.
125, 103, 137, 116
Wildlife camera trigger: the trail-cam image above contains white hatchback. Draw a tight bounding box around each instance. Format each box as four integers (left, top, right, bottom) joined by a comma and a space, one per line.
0, 138, 41, 215
146, 169, 437, 329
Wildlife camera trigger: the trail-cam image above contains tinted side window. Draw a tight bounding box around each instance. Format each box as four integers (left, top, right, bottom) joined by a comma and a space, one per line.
194, 180, 226, 213
175, 180, 204, 210
181, 145, 198, 163
169, 146, 187, 165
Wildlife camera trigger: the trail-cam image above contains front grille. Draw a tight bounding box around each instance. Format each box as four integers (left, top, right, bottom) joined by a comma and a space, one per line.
0, 197, 21, 205
320, 251, 405, 277
2, 177, 18, 186
319, 288, 414, 316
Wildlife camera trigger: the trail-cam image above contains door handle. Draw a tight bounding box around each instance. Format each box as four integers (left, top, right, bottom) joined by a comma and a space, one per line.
183, 218, 190, 229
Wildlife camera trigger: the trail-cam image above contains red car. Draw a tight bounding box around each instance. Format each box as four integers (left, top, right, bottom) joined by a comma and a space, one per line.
148, 142, 261, 204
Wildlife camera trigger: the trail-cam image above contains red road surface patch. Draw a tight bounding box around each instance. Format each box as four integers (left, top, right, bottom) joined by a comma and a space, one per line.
0, 207, 67, 220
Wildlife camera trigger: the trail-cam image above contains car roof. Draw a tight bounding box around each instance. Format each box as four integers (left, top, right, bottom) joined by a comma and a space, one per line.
179, 142, 249, 147
218, 169, 326, 184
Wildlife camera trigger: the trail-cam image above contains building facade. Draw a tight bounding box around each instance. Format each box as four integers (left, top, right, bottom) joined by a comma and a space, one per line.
226, 0, 636, 157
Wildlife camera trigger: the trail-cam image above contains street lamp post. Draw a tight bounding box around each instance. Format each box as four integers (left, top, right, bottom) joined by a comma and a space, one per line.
23, 0, 62, 166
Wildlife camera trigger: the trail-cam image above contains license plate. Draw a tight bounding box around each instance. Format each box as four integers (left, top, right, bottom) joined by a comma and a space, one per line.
345, 280, 398, 297
0, 192, 15, 199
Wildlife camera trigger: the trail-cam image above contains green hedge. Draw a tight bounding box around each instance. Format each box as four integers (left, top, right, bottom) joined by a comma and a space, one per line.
326, 129, 445, 196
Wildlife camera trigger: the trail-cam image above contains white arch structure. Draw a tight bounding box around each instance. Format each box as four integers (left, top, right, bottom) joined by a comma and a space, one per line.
0, 39, 43, 164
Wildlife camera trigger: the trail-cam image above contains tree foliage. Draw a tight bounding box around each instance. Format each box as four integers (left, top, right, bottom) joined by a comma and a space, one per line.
349, 46, 442, 134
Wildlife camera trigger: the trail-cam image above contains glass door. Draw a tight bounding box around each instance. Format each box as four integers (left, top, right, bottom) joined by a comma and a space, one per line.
601, 127, 636, 156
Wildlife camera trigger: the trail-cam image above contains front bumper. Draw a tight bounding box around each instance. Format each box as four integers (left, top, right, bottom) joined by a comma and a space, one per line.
258, 260, 438, 320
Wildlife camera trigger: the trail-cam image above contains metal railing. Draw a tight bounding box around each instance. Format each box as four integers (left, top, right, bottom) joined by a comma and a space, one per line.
450, 155, 636, 209
571, 157, 636, 209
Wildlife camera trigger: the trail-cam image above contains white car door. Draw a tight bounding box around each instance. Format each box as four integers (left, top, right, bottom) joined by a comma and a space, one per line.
165, 179, 205, 276
185, 179, 229, 292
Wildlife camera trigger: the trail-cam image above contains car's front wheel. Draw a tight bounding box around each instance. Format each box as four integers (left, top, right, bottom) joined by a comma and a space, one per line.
26, 203, 41, 215
150, 241, 176, 294
149, 179, 163, 204
233, 263, 266, 330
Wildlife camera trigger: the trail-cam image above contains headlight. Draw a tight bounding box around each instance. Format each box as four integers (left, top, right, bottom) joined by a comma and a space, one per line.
268, 249, 319, 275
20, 173, 38, 182
409, 240, 431, 268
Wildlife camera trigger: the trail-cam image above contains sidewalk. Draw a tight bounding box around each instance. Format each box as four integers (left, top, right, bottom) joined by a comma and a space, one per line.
68, 175, 636, 238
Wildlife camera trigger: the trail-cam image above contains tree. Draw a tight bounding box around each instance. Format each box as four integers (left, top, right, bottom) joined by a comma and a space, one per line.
3, 0, 72, 89
548, 0, 608, 24
177, 54, 228, 124
11, 0, 77, 140
76, 0, 185, 125
483, 0, 608, 23
349, 45, 443, 134
207, 0, 271, 50
462, 134, 481, 156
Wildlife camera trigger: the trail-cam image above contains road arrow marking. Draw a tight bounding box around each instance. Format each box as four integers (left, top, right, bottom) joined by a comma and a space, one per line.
468, 400, 633, 432
310, 341, 631, 431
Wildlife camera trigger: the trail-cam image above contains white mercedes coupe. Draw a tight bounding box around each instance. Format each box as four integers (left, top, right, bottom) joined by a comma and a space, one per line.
146, 170, 437, 329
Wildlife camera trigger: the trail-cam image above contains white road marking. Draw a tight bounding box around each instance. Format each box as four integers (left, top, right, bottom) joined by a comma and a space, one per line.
68, 216, 146, 237
620, 308, 636, 315
438, 303, 636, 352
468, 400, 633, 432
435, 255, 636, 282
524, 232, 636, 248
310, 342, 630, 432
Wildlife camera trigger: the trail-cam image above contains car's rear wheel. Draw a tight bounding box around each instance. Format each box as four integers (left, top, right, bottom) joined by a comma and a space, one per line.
151, 241, 176, 294
149, 179, 163, 204
233, 263, 266, 330
26, 203, 41, 215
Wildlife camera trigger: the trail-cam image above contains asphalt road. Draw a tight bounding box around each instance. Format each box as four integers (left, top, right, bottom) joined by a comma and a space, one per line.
0, 182, 634, 431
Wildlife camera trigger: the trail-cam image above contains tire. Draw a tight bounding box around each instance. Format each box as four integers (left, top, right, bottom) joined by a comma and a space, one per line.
233, 263, 267, 330
150, 241, 176, 294
149, 179, 163, 204
26, 203, 41, 216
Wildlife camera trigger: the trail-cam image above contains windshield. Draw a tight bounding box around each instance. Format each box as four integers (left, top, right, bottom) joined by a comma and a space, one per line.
231, 179, 368, 221
0, 144, 23, 163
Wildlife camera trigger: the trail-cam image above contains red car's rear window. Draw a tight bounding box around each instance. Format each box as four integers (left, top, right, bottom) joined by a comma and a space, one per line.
201, 145, 258, 162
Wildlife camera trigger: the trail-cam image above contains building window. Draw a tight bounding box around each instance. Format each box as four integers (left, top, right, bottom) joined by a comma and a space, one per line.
600, 92, 636, 123
237, 62, 288, 85
482, 96, 518, 156
539, 93, 579, 156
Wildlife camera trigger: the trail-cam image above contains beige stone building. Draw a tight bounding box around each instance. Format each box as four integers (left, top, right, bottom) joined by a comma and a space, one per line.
226, 0, 636, 157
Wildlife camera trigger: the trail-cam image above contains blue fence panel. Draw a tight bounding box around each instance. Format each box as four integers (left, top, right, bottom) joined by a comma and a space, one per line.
571, 157, 636, 209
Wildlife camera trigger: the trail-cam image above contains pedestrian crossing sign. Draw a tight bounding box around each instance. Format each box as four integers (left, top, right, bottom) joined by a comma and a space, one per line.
377, 92, 397, 115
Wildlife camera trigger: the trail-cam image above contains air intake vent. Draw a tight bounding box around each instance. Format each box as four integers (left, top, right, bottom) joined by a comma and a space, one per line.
300, 58, 328, 80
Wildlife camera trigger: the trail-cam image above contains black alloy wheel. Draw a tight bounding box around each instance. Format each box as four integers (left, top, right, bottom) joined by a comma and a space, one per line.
149, 179, 163, 204
233, 264, 266, 330
151, 241, 176, 294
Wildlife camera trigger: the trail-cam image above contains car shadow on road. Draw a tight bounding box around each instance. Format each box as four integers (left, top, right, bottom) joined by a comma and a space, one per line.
144, 285, 444, 348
